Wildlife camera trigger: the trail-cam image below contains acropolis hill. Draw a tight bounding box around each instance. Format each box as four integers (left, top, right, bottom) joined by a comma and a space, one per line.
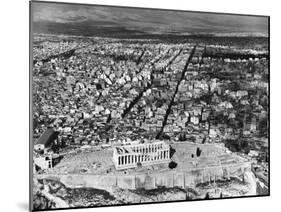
34, 141, 254, 193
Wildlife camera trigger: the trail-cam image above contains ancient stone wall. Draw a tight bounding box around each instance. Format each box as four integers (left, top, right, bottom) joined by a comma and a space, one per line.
36, 162, 251, 192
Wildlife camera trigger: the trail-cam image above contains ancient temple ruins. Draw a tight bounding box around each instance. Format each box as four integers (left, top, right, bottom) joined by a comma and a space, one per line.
113, 141, 170, 170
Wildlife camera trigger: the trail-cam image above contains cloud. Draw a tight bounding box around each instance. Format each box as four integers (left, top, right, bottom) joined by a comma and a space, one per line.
32, 2, 268, 35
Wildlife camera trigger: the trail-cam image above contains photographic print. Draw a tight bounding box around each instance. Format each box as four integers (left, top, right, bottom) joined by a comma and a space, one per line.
30, 1, 269, 211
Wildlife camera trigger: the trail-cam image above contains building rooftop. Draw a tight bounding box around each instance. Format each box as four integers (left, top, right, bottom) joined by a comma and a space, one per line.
36, 128, 59, 147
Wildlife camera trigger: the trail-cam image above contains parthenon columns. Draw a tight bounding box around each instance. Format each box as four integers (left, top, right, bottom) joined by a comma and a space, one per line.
117, 149, 170, 166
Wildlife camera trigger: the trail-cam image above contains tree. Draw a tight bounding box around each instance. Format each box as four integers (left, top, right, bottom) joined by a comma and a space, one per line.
137, 162, 142, 168
259, 117, 268, 137
179, 133, 187, 141
168, 161, 177, 169
196, 147, 202, 157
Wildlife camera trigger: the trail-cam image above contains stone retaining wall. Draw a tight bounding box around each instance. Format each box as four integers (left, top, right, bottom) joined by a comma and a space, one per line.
36, 162, 251, 192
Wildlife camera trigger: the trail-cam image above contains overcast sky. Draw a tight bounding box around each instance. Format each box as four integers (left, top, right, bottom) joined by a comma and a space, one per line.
32, 2, 268, 36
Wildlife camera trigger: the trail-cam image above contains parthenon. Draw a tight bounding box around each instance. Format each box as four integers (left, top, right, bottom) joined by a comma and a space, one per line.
113, 141, 170, 170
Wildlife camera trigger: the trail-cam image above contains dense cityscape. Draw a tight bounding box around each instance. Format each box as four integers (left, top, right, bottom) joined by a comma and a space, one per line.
31, 2, 269, 211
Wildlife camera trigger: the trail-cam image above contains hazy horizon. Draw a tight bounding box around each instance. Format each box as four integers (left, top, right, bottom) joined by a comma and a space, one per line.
32, 2, 269, 37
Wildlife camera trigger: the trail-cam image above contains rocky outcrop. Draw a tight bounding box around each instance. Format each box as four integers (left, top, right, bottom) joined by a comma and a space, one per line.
33, 178, 123, 210
243, 170, 257, 195
33, 171, 257, 210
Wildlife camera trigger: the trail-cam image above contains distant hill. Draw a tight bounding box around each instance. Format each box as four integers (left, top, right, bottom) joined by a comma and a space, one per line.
33, 20, 146, 37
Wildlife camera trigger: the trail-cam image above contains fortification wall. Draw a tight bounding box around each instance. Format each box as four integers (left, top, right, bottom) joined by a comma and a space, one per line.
36, 162, 251, 192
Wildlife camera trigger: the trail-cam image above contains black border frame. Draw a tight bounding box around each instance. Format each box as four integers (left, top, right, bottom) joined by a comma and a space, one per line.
29, 1, 270, 211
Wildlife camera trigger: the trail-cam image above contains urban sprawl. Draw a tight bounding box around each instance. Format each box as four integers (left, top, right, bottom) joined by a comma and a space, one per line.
32, 34, 269, 209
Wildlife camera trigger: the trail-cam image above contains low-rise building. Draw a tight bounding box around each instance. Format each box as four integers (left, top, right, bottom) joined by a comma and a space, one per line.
34, 128, 59, 153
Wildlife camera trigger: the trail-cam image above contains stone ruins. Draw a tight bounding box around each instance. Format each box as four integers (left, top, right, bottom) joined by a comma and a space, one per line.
113, 141, 170, 170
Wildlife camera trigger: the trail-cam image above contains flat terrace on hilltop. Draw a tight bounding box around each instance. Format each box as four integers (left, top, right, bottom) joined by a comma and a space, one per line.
37, 141, 249, 176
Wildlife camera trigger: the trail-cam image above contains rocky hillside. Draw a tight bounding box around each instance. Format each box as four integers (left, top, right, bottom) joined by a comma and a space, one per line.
33, 170, 257, 210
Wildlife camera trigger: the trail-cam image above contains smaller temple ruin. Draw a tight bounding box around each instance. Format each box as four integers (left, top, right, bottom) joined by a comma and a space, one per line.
113, 141, 170, 170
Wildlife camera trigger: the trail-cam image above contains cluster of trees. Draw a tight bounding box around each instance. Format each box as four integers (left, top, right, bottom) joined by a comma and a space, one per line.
223, 138, 249, 154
